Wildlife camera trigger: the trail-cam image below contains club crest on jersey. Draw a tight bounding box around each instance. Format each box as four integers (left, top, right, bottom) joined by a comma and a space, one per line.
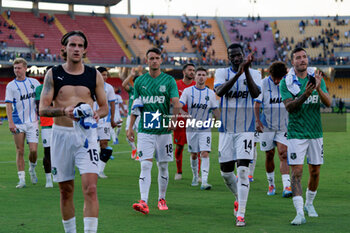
243, 79, 247, 85
159, 85, 166, 92
143, 110, 161, 129
205, 96, 210, 101
31, 85, 35, 89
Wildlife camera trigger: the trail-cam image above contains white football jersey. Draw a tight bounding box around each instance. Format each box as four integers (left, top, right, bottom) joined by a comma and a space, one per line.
255, 76, 288, 131
180, 86, 218, 130
5, 77, 40, 124
93, 82, 115, 124
214, 67, 262, 133
114, 94, 123, 120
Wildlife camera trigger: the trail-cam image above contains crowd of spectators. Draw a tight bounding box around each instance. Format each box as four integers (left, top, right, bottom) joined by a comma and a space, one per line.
131, 15, 169, 51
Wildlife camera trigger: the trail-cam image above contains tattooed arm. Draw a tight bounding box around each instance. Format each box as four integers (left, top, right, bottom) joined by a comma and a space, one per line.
283, 82, 315, 113
39, 69, 65, 117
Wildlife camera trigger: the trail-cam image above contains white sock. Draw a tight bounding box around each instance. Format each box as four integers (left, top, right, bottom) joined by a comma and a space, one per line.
266, 172, 275, 187
29, 161, 37, 171
111, 128, 117, 143
116, 127, 121, 136
190, 157, 198, 179
249, 146, 257, 176
220, 171, 237, 199
45, 173, 52, 182
18, 171, 25, 182
62, 217, 76, 233
282, 174, 291, 189
99, 161, 106, 173
157, 162, 169, 200
201, 157, 210, 184
237, 166, 250, 218
293, 196, 304, 216
305, 188, 317, 206
139, 160, 152, 203
84, 217, 98, 233
127, 138, 137, 150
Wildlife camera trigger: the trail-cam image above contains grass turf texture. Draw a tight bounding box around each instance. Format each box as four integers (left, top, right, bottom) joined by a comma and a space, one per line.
0, 114, 349, 233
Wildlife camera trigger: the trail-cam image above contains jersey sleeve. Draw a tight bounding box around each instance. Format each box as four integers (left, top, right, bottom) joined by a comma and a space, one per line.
35, 85, 43, 101
252, 69, 262, 90
133, 81, 139, 100
169, 77, 179, 99
106, 85, 116, 102
5, 83, 14, 103
209, 90, 218, 109
254, 79, 264, 103
320, 78, 328, 93
279, 78, 293, 101
179, 87, 188, 106
214, 68, 226, 88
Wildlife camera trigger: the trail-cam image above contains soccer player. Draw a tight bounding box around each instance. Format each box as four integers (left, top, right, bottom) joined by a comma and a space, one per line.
35, 69, 54, 188
39, 31, 108, 233
122, 67, 140, 159
280, 47, 331, 225
5, 58, 40, 188
95, 66, 116, 179
174, 63, 196, 180
215, 43, 261, 227
254, 61, 291, 197
179, 67, 220, 190
111, 87, 125, 145
127, 48, 180, 214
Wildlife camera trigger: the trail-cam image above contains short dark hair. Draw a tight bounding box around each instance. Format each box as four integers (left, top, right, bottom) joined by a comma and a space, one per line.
97, 67, 107, 73
227, 43, 243, 53
291, 47, 307, 60
268, 61, 288, 79
146, 48, 161, 56
182, 63, 195, 71
195, 67, 207, 74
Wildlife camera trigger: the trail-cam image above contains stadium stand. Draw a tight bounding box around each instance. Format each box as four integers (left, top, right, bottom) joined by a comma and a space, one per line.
0, 14, 27, 48
224, 18, 276, 59
54, 14, 129, 64
324, 77, 350, 99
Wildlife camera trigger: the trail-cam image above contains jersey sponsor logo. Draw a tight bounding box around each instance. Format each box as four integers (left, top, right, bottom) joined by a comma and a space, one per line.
191, 103, 208, 109
20, 92, 36, 101
143, 110, 161, 129
225, 90, 249, 99
159, 85, 166, 92
142, 96, 165, 104
57, 76, 64, 80
269, 97, 282, 104
304, 95, 319, 104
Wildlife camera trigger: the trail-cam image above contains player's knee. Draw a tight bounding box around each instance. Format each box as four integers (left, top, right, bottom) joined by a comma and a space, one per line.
83, 184, 97, 199
266, 150, 274, 161
291, 166, 303, 178
201, 151, 209, 158
309, 167, 320, 178
220, 160, 235, 173
237, 166, 249, 180
279, 150, 287, 161
60, 186, 74, 201
141, 160, 153, 172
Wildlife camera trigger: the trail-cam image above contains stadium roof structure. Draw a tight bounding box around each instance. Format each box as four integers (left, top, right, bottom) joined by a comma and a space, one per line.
17, 0, 122, 7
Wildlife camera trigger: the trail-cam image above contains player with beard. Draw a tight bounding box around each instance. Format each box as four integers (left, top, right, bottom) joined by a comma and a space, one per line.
214, 43, 261, 227
173, 63, 197, 180
280, 47, 331, 225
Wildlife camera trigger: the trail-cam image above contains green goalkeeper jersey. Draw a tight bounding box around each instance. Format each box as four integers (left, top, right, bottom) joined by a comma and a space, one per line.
134, 72, 179, 134
280, 75, 328, 139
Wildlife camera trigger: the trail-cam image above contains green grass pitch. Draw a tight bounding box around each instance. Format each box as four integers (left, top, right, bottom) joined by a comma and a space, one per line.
0, 114, 349, 232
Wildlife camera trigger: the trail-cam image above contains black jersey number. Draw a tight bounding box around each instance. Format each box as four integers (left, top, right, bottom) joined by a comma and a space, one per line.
88, 149, 99, 162
243, 139, 252, 151
165, 144, 173, 154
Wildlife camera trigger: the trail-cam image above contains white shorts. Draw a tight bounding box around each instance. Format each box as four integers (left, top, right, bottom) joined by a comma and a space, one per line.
137, 133, 173, 162
260, 131, 288, 151
287, 138, 324, 165
97, 122, 111, 141
218, 132, 255, 163
16, 121, 39, 143
126, 115, 139, 131
41, 127, 52, 148
186, 131, 211, 153
51, 125, 99, 183
254, 130, 261, 143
